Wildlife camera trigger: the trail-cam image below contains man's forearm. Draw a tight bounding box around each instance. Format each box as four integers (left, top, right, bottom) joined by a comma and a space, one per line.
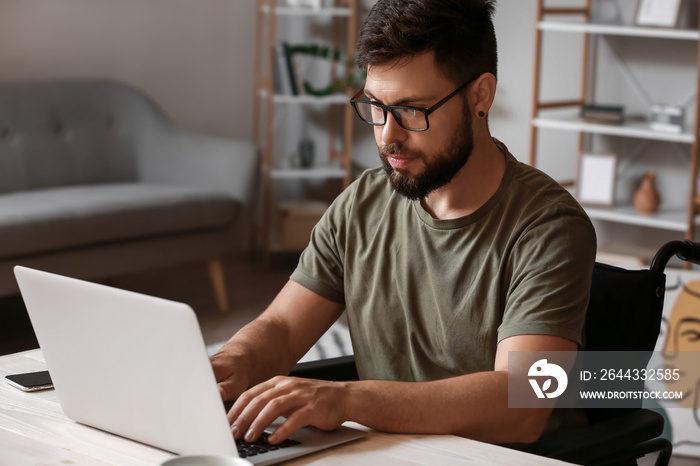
227, 334, 574, 445
342, 371, 549, 444
212, 280, 345, 401
218, 315, 299, 386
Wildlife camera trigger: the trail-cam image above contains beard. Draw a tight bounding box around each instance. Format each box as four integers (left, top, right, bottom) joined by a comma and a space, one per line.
379, 111, 474, 200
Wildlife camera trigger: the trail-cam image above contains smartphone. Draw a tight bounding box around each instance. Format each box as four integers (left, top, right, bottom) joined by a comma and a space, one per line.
5, 370, 54, 392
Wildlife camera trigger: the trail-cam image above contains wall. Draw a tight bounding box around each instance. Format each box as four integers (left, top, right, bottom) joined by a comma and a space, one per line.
0, 0, 256, 140
0, 0, 541, 165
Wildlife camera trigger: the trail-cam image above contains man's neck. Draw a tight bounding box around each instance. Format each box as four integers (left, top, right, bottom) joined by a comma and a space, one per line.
419, 136, 506, 220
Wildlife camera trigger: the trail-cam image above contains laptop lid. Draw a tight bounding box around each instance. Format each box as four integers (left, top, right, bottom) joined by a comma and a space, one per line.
14, 265, 237, 456
14, 266, 365, 464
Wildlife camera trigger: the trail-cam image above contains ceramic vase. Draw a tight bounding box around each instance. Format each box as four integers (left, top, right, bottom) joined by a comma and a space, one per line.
634, 172, 661, 215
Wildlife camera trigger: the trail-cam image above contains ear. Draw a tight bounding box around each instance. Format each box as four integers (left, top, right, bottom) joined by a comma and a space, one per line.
470, 72, 497, 118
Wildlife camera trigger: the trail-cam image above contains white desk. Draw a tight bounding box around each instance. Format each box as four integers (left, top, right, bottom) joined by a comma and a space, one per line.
0, 350, 573, 465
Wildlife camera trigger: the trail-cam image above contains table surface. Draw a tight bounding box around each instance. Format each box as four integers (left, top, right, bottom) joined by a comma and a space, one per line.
0, 349, 573, 466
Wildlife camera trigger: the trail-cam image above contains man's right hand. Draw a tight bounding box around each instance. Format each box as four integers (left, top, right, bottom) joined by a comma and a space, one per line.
207, 280, 345, 403
210, 348, 252, 401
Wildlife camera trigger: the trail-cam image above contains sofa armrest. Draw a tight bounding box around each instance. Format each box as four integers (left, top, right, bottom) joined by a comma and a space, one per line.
136, 124, 259, 206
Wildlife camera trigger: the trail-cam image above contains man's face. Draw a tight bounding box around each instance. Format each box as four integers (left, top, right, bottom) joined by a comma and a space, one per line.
364, 53, 475, 200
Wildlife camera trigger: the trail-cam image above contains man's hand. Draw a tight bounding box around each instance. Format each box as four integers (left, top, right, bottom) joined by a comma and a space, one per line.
209, 280, 346, 403
228, 376, 349, 445
210, 349, 252, 402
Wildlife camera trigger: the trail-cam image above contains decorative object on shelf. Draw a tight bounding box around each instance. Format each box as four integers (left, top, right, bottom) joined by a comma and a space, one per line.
287, 0, 322, 9
650, 104, 684, 133
275, 42, 359, 97
577, 153, 618, 207
634, 172, 661, 214
292, 44, 358, 97
580, 103, 624, 125
289, 138, 316, 169
635, 0, 682, 28
593, 0, 623, 25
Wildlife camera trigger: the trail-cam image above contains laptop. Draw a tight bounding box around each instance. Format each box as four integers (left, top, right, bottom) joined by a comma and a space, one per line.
14, 266, 364, 464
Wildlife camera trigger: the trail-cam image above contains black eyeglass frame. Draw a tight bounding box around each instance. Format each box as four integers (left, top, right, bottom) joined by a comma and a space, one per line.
349, 74, 480, 132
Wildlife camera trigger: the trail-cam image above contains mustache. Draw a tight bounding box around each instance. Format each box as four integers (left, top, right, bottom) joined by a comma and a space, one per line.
379, 144, 400, 157
379, 144, 424, 160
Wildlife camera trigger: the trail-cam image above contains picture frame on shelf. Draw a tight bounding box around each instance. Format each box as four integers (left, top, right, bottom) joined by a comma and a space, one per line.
635, 0, 682, 28
577, 153, 618, 207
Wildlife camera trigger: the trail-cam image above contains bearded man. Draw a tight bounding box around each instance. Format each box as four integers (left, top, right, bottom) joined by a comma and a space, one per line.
211, 0, 596, 445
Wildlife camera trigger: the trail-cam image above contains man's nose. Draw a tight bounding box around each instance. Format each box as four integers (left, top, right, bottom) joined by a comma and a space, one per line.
380, 112, 408, 145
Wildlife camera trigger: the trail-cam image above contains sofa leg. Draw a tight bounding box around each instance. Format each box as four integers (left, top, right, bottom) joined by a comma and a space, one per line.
208, 259, 229, 313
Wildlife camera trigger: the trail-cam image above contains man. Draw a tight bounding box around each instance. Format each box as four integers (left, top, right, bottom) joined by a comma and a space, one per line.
211, 0, 596, 446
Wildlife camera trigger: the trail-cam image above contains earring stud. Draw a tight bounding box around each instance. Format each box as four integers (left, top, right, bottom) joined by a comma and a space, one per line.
478, 111, 485, 118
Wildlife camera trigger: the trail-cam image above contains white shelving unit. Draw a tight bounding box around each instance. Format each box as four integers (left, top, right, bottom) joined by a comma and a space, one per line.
537, 21, 700, 40
253, 0, 357, 262
533, 115, 695, 144
530, 1, 700, 260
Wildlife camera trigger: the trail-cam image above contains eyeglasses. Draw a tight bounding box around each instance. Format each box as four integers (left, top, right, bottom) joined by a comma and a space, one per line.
350, 75, 478, 132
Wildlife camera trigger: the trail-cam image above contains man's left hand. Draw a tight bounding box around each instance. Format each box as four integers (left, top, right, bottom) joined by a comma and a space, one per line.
228, 376, 349, 444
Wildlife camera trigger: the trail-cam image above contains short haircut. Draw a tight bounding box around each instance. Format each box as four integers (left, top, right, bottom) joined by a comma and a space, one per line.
356, 0, 498, 84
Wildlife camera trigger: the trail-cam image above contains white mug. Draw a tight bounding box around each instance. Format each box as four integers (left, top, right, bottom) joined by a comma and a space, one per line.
160, 455, 253, 466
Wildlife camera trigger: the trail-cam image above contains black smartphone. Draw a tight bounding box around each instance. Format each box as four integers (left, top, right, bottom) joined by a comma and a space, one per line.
5, 370, 53, 392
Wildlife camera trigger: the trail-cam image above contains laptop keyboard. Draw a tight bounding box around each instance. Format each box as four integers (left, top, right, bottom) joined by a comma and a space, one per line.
235, 432, 301, 459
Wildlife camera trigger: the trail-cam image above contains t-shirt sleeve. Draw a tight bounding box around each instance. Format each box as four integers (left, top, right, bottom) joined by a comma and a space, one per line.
289, 189, 350, 306
497, 210, 597, 347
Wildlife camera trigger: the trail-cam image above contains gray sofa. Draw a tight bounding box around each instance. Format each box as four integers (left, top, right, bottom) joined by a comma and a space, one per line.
0, 79, 257, 311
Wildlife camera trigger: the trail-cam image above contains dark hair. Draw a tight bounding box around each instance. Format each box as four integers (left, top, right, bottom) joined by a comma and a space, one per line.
356, 0, 498, 84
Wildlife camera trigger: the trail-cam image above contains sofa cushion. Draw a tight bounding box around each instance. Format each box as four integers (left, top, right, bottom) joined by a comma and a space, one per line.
0, 81, 150, 194
0, 183, 240, 258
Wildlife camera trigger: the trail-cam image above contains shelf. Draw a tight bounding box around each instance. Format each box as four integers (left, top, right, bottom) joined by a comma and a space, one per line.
270, 166, 347, 179
258, 89, 349, 105
583, 204, 696, 232
531, 1, 700, 258
538, 21, 700, 40
255, 0, 356, 263
533, 115, 695, 143
261, 5, 353, 17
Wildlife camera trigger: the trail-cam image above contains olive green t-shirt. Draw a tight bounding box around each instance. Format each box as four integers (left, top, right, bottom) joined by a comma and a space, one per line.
290, 140, 597, 382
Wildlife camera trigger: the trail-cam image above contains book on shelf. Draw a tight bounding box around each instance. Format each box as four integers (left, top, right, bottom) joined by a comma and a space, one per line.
274, 42, 292, 95
275, 42, 300, 96
580, 104, 624, 125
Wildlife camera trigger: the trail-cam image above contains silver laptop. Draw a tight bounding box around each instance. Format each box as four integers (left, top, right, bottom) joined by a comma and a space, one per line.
14, 266, 364, 464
